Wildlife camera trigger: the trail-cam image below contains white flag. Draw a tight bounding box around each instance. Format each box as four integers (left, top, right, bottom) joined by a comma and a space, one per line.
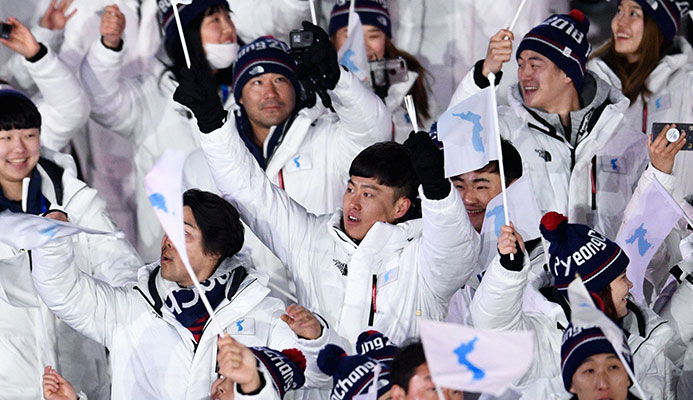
420, 320, 533, 396
337, 2, 370, 83
437, 87, 499, 177
478, 175, 542, 269
0, 211, 120, 250
615, 177, 684, 303
170, 0, 192, 5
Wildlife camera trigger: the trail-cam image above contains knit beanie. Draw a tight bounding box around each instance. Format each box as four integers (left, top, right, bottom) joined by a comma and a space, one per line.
318, 344, 392, 399
231, 36, 301, 103
328, 0, 392, 38
356, 330, 399, 366
249, 347, 306, 399
561, 325, 634, 392
516, 10, 592, 92
628, 0, 690, 42
540, 212, 630, 297
157, 0, 228, 45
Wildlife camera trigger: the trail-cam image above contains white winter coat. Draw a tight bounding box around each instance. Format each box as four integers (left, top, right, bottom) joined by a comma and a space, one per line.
587, 36, 693, 204
450, 69, 650, 240
470, 250, 679, 399
0, 149, 141, 400
31, 239, 342, 400
196, 115, 480, 345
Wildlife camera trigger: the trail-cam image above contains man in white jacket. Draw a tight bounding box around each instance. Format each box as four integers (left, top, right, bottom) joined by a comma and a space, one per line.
31, 188, 343, 399
450, 9, 657, 240
174, 61, 480, 345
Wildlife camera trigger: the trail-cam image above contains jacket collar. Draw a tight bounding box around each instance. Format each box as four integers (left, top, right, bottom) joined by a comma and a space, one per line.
327, 210, 423, 253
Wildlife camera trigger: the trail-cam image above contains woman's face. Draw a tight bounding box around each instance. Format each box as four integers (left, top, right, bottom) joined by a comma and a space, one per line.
200, 7, 237, 47
333, 24, 387, 61
611, 0, 645, 62
609, 271, 634, 318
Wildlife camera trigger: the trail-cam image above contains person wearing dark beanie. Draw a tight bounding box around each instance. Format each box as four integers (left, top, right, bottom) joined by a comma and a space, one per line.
447, 8, 683, 242
470, 210, 685, 398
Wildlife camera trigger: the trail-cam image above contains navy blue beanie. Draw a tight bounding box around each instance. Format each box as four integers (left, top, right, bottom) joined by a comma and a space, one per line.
540, 212, 630, 297
628, 0, 689, 42
157, 0, 228, 45
329, 0, 392, 38
231, 36, 301, 104
356, 330, 398, 366
318, 344, 392, 399
561, 325, 634, 392
516, 10, 592, 92
249, 347, 306, 399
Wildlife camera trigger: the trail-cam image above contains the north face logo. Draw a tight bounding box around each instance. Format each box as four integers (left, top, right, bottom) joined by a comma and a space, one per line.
332, 259, 348, 276
535, 149, 552, 162
249, 65, 265, 75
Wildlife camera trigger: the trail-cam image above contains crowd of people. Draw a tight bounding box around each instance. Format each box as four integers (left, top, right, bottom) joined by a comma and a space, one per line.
1, 0, 692, 399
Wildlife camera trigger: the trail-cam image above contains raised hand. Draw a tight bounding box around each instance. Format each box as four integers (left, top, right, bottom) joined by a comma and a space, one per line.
649, 123, 687, 174
217, 335, 262, 393
482, 29, 514, 78
281, 304, 322, 340
0, 17, 41, 58
100, 4, 126, 50
39, 0, 77, 31
42, 366, 77, 400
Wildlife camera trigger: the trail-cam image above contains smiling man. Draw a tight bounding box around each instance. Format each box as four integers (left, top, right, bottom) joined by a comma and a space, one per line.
447, 9, 672, 240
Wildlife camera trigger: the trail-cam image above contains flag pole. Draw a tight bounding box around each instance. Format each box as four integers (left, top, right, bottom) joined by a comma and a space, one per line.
180, 255, 227, 336
508, 0, 529, 32
21, 177, 30, 212
309, 0, 318, 24
404, 95, 420, 132
488, 72, 513, 261
172, 4, 191, 68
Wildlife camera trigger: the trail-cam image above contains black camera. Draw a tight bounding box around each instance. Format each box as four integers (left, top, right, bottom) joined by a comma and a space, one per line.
0, 23, 12, 40
289, 29, 314, 53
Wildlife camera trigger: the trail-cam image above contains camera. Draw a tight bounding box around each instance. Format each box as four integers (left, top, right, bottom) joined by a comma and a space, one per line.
289, 29, 314, 53
369, 58, 408, 90
652, 122, 693, 151
0, 23, 12, 40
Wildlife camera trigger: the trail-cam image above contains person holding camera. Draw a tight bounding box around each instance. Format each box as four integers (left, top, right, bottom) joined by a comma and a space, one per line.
328, 0, 432, 143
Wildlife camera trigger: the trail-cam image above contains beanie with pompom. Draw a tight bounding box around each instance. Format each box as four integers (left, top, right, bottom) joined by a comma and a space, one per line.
318, 342, 392, 399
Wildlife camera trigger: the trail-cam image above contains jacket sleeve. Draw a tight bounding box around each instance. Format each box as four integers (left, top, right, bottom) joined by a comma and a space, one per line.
198, 118, 322, 278
327, 69, 393, 172
231, 0, 310, 44
24, 47, 90, 151
79, 38, 153, 143
417, 183, 480, 302
31, 236, 133, 349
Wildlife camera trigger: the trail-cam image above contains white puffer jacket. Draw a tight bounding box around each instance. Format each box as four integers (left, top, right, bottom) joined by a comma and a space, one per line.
196, 115, 480, 345
471, 252, 679, 399
31, 239, 343, 400
587, 36, 693, 203
0, 148, 141, 400
450, 69, 651, 240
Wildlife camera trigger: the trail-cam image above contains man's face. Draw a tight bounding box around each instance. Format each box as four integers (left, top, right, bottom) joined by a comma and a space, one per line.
452, 170, 503, 232
517, 50, 572, 111
569, 353, 630, 400
0, 128, 40, 196
392, 363, 464, 400
160, 206, 221, 286
333, 24, 387, 61
342, 176, 409, 241
239, 73, 296, 136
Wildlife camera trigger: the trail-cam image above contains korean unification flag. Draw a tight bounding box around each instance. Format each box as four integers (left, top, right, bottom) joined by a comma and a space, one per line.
337, 2, 370, 84
420, 320, 534, 396
478, 176, 542, 269
0, 211, 120, 250
144, 149, 191, 269
615, 177, 684, 303
437, 87, 499, 178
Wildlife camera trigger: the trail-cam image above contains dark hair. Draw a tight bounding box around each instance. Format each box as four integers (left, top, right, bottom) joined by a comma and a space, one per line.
0, 92, 41, 131
596, 284, 620, 322
591, 13, 666, 102
162, 4, 234, 85
390, 341, 427, 394
384, 37, 431, 121
349, 141, 419, 201
475, 138, 523, 184
183, 189, 244, 261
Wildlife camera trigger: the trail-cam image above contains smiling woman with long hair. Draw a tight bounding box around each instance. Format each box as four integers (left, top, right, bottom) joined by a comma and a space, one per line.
587, 0, 692, 203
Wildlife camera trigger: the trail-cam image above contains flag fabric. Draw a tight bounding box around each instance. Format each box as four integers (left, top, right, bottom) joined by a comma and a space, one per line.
478, 175, 542, 270
437, 87, 499, 178
0, 210, 120, 250
337, 2, 370, 84
420, 320, 533, 396
615, 177, 684, 303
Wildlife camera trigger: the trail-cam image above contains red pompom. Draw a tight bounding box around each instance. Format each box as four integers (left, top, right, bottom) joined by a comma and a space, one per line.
569, 9, 585, 23
568, 9, 590, 33
282, 348, 307, 372
541, 212, 568, 231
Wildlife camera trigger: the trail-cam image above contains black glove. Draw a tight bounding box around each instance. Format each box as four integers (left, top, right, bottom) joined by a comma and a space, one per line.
403, 130, 450, 200
295, 21, 341, 91
172, 66, 226, 134
499, 240, 525, 272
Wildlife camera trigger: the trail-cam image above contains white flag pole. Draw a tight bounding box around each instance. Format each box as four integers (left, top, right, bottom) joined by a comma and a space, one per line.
180, 255, 226, 336
172, 4, 191, 68
508, 0, 529, 32
309, 0, 318, 24
21, 177, 30, 212
404, 95, 420, 132
435, 386, 446, 400
614, 345, 648, 400
488, 72, 513, 261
